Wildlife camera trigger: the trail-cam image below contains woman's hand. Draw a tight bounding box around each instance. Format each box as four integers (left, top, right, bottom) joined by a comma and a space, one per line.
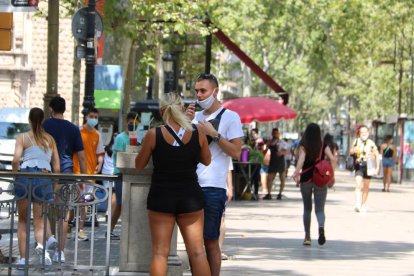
292, 171, 300, 184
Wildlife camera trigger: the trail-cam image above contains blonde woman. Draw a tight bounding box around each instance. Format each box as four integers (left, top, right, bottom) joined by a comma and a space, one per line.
350, 125, 380, 212
12, 107, 60, 266
135, 93, 211, 276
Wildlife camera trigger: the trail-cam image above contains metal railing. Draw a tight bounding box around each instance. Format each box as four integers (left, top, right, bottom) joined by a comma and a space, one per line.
0, 171, 120, 276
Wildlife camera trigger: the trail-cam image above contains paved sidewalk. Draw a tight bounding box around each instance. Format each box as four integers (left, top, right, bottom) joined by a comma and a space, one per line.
1, 170, 414, 275
179, 169, 414, 275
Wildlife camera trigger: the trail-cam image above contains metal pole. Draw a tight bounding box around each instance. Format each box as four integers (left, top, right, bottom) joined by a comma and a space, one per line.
205, 34, 211, 74
82, 0, 96, 117
43, 0, 59, 117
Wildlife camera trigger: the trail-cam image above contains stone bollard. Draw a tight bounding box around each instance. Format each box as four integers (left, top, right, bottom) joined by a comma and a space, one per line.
117, 149, 183, 276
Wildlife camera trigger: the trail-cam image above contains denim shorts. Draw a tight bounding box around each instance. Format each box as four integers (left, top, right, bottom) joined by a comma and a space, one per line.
260, 165, 269, 174
114, 175, 123, 206
202, 187, 227, 240
15, 167, 52, 201
382, 158, 395, 168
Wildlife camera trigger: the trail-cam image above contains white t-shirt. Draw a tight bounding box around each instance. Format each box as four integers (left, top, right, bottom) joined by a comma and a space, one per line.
193, 107, 244, 189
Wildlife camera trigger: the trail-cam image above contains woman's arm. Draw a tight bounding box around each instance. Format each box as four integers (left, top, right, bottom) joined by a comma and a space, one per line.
292, 146, 306, 184
12, 134, 24, 172
197, 125, 211, 166
325, 146, 337, 169
135, 128, 156, 170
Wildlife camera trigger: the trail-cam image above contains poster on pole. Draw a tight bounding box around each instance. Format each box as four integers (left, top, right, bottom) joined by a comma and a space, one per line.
0, 0, 38, 12
94, 65, 123, 109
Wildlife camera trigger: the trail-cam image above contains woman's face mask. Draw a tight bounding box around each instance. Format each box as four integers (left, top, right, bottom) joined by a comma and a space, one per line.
196, 89, 216, 110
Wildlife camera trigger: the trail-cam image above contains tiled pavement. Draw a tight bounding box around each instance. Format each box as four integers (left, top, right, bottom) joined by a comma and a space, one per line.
1, 169, 414, 275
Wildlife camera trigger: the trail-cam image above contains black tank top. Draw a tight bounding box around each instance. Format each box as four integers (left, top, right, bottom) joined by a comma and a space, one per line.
300, 144, 327, 183
383, 145, 393, 158
151, 126, 200, 188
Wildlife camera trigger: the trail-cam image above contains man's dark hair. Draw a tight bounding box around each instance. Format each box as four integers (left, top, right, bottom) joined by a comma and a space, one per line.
272, 128, 279, 132
196, 73, 219, 88
126, 111, 138, 121
251, 128, 258, 134
87, 107, 99, 115
49, 96, 66, 114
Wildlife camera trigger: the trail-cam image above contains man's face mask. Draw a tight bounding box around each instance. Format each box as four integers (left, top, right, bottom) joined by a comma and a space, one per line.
87, 118, 98, 128
196, 89, 216, 110
128, 124, 137, 131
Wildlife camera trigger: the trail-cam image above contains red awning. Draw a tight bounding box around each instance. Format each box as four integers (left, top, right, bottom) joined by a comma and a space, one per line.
213, 29, 288, 104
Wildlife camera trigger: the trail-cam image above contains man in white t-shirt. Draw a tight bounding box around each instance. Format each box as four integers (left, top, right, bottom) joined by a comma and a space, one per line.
187, 73, 243, 276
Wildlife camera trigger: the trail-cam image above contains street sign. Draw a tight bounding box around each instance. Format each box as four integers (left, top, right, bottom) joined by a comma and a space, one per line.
0, 0, 38, 12
71, 7, 103, 43
76, 45, 86, 59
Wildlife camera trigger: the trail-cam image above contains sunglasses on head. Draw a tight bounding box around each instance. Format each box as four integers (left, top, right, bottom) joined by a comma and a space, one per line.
196, 73, 219, 87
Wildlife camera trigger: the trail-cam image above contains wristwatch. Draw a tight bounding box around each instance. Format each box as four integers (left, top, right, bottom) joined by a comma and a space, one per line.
212, 133, 222, 143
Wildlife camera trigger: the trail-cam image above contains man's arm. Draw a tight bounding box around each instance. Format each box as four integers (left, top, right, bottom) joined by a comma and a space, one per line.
77, 150, 87, 174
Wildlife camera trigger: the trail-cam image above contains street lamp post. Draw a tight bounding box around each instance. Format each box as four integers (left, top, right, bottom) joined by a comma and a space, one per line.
82, 0, 96, 117
162, 52, 175, 93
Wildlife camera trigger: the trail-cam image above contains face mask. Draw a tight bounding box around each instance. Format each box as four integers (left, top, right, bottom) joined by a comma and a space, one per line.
196, 90, 215, 110
87, 118, 98, 128
360, 134, 369, 141
127, 124, 136, 131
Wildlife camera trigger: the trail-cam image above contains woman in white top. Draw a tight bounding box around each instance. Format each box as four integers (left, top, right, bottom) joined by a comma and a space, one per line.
12, 107, 60, 266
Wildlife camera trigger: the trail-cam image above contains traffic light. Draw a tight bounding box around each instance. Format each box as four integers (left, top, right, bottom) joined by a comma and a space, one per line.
0, 12, 13, 51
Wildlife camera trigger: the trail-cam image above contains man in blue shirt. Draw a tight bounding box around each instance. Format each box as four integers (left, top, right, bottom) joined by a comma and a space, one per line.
43, 96, 86, 263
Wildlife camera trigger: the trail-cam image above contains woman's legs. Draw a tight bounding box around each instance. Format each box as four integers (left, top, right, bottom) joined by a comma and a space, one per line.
314, 186, 328, 227
384, 167, 392, 191
260, 173, 267, 194
148, 210, 176, 276
177, 210, 211, 276
17, 199, 29, 258
300, 184, 313, 238
382, 166, 388, 191
355, 175, 363, 210
32, 202, 52, 245
362, 178, 371, 206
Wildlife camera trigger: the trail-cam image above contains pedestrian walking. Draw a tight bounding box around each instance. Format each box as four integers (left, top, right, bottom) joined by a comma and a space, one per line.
135, 93, 211, 276
186, 73, 243, 276
73, 107, 105, 241
349, 125, 380, 212
264, 128, 288, 200
12, 107, 60, 266
43, 96, 86, 263
380, 135, 398, 192
292, 123, 336, 246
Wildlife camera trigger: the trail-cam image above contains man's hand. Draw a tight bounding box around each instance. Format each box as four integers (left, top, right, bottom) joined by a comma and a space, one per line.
199, 120, 218, 137
186, 103, 196, 121
227, 188, 233, 202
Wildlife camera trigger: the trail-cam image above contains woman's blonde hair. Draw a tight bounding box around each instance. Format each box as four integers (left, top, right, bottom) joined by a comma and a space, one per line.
160, 93, 192, 131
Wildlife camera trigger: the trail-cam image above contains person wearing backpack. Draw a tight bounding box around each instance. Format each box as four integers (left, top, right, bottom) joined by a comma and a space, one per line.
292, 123, 336, 246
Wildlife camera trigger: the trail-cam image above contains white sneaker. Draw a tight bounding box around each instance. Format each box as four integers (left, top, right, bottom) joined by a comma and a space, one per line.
52, 251, 65, 263
16, 258, 26, 270
35, 244, 52, 265
46, 235, 58, 251
360, 205, 367, 213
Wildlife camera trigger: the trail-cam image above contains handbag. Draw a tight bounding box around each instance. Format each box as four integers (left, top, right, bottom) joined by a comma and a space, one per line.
345, 154, 356, 171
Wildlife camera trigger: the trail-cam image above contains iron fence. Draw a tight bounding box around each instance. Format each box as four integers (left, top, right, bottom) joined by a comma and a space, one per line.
0, 171, 120, 276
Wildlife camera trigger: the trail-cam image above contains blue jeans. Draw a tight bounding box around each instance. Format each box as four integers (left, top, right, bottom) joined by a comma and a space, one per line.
202, 187, 227, 240
300, 183, 327, 236
15, 167, 52, 201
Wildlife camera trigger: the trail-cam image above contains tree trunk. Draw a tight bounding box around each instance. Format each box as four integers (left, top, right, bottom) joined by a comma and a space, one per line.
71, 41, 81, 125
